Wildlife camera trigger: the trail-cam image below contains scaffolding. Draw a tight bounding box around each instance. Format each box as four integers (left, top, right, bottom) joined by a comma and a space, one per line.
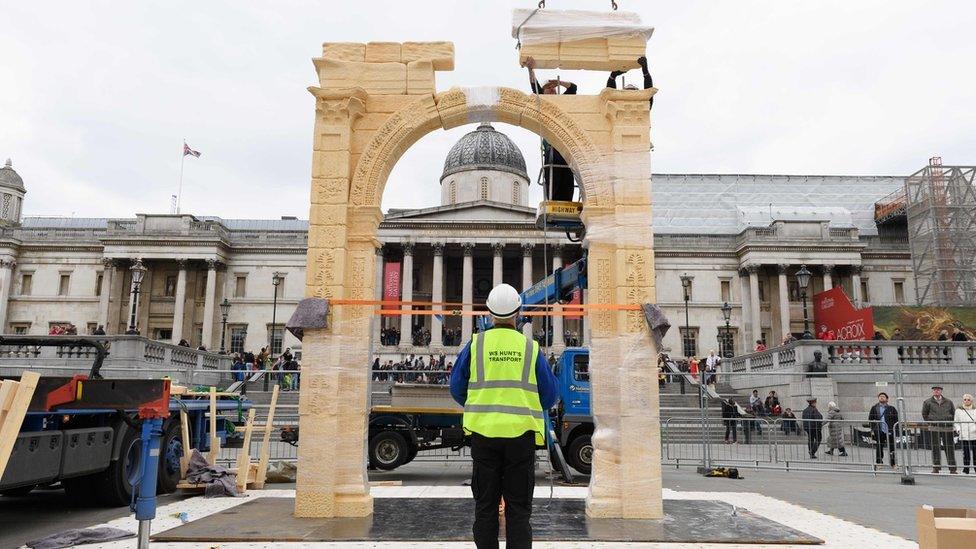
905, 157, 976, 306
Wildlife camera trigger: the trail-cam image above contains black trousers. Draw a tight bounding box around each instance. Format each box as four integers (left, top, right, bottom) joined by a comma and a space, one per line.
470, 431, 536, 549
962, 440, 976, 468
875, 431, 896, 465
930, 431, 957, 467
806, 430, 822, 457
724, 420, 737, 442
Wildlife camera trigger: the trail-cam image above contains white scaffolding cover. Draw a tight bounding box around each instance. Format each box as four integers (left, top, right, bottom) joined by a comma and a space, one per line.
512, 9, 654, 45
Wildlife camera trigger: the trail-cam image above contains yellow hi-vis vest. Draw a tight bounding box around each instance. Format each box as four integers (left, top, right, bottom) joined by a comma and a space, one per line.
463, 327, 544, 445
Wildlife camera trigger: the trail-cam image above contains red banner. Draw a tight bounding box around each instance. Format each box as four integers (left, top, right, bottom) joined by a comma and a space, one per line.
382, 262, 401, 310
812, 286, 874, 341
565, 288, 582, 320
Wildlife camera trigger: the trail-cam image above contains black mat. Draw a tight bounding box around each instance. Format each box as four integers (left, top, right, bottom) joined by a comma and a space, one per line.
154, 497, 822, 544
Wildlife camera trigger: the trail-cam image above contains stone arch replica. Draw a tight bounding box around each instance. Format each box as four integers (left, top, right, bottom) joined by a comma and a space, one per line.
296, 41, 661, 520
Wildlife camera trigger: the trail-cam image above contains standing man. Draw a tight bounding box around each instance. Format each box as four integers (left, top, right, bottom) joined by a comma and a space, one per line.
524, 56, 578, 202
868, 392, 899, 468
450, 283, 558, 549
802, 398, 824, 459
922, 386, 957, 473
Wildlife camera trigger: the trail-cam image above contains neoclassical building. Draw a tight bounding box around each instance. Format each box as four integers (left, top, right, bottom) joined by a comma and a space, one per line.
0, 123, 917, 359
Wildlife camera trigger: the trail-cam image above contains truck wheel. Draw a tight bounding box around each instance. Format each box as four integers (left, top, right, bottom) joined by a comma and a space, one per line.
94, 425, 140, 506
566, 435, 593, 475
0, 485, 35, 497
157, 419, 183, 494
369, 432, 407, 470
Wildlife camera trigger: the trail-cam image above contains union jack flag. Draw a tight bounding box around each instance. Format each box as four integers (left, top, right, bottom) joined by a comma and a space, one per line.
183, 142, 201, 158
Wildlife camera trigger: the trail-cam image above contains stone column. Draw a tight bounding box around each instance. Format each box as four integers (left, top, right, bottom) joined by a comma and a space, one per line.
492, 243, 504, 288
822, 264, 834, 291
521, 243, 534, 339
0, 259, 15, 331
551, 244, 564, 347
98, 259, 114, 331
747, 264, 762, 346
851, 265, 863, 305
373, 247, 384, 347
739, 269, 752, 349
399, 244, 414, 342
171, 259, 188, 343
431, 243, 444, 347
461, 243, 474, 342
777, 264, 791, 341
201, 259, 217, 350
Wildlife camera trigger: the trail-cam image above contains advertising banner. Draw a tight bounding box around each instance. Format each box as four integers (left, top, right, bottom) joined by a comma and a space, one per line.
812, 286, 874, 340
382, 262, 401, 310
873, 305, 976, 340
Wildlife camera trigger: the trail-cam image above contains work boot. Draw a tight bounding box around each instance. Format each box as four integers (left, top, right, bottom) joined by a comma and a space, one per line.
964, 467, 970, 474
825, 450, 833, 456
932, 467, 941, 473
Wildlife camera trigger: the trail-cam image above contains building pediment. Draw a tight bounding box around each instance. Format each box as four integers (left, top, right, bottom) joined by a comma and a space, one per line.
383, 200, 536, 224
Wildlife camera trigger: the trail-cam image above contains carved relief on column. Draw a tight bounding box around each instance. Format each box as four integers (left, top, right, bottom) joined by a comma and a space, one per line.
432, 242, 444, 256
492, 243, 504, 288
491, 243, 504, 257
776, 264, 789, 275
522, 242, 534, 257
461, 242, 474, 256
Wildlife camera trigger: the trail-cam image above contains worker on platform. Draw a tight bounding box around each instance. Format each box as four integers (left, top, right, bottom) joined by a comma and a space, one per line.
606, 56, 654, 110
523, 56, 577, 203
450, 283, 558, 549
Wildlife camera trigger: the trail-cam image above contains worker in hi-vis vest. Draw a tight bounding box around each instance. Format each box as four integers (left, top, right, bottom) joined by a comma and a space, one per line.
450, 283, 558, 549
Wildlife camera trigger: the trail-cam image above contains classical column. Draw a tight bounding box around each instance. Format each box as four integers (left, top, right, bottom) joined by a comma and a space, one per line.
777, 264, 791, 341
551, 244, 564, 347
201, 259, 218, 350
0, 259, 15, 332
492, 243, 504, 288
521, 243, 534, 338
747, 264, 762, 346
171, 259, 188, 343
822, 264, 834, 291
851, 265, 863, 305
373, 247, 384, 346
399, 244, 414, 341
431, 243, 444, 346
461, 243, 474, 342
98, 259, 114, 331
739, 269, 752, 348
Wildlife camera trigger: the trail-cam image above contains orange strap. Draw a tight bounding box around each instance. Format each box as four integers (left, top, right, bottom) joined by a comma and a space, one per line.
331, 298, 641, 311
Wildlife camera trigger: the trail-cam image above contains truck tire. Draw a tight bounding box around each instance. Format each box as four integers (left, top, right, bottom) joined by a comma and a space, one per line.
566, 434, 593, 475
157, 419, 183, 494
369, 431, 407, 470
94, 425, 140, 506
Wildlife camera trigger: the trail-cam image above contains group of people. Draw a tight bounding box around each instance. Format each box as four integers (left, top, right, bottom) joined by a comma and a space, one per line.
372, 354, 453, 385
686, 350, 721, 385
231, 347, 299, 392
380, 326, 466, 347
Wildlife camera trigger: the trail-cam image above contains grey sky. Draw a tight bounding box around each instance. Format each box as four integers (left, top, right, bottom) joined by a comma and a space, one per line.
2, 1, 974, 219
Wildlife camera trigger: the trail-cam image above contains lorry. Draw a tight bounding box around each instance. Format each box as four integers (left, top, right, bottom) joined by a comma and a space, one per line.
0, 337, 249, 506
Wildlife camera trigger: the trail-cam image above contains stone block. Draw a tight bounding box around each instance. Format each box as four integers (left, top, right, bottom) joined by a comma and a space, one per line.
365, 41, 402, 63
316, 59, 406, 95
306, 247, 346, 288
607, 35, 647, 66
322, 42, 365, 62
406, 60, 435, 95
312, 150, 351, 179
402, 41, 455, 70
517, 43, 560, 68
519, 37, 645, 71
314, 125, 350, 151
311, 178, 350, 205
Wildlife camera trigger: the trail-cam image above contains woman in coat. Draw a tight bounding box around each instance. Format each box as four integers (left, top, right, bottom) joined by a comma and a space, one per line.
825, 402, 848, 456
954, 394, 976, 474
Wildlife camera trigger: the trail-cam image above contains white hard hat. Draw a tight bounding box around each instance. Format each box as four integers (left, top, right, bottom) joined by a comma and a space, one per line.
486, 283, 522, 320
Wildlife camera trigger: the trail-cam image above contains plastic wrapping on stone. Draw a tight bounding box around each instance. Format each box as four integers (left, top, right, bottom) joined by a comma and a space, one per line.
461, 86, 501, 124
512, 9, 654, 46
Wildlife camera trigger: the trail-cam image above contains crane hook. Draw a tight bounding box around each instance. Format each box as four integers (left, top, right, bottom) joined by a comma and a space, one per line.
538, 0, 545, 8
611, 0, 618, 10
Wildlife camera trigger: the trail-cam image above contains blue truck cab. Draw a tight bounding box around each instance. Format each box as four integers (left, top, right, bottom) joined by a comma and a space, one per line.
551, 346, 594, 474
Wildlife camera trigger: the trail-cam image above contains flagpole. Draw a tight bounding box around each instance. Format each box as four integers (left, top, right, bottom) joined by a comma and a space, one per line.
177, 140, 185, 214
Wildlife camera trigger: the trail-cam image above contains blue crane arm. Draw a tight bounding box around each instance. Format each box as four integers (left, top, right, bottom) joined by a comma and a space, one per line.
476, 256, 587, 332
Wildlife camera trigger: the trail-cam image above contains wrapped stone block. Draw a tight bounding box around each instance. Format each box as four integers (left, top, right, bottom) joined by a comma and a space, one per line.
512, 9, 651, 71
402, 41, 455, 70
365, 41, 402, 63
316, 59, 407, 95
406, 60, 435, 95
322, 42, 365, 62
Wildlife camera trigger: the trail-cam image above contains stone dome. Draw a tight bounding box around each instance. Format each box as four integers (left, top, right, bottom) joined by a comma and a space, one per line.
0, 159, 25, 192
441, 123, 527, 181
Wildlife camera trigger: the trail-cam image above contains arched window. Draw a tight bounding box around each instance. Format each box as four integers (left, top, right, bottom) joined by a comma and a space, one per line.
450, 181, 457, 204
480, 177, 489, 200
512, 181, 520, 204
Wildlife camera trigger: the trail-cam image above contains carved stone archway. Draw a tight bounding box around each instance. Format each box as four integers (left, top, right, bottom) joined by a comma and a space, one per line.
296, 42, 660, 520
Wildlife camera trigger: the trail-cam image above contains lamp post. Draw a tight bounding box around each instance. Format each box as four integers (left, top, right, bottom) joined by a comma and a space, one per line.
126, 259, 147, 335
679, 273, 694, 358
721, 301, 733, 358
267, 272, 285, 391
219, 298, 231, 354
796, 264, 813, 339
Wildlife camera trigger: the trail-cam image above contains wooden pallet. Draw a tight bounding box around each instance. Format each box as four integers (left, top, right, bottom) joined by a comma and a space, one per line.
0, 372, 40, 479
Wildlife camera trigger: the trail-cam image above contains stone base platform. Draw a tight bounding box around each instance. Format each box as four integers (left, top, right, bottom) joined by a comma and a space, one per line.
152, 497, 822, 544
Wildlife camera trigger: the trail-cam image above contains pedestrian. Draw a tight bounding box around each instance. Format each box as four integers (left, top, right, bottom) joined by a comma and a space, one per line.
450, 283, 558, 549
705, 350, 720, 385
754, 339, 767, 352
824, 402, 848, 457
921, 385, 957, 473
92, 324, 106, 335
802, 398, 824, 459
764, 391, 781, 416
722, 397, 739, 443
954, 394, 976, 474
868, 392, 899, 468
781, 408, 800, 436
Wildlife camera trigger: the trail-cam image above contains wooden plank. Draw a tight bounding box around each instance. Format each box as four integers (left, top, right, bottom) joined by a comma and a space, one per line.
0, 372, 40, 479
0, 380, 18, 428
179, 408, 191, 478
252, 385, 279, 489
207, 387, 219, 466
235, 408, 256, 494
369, 480, 403, 487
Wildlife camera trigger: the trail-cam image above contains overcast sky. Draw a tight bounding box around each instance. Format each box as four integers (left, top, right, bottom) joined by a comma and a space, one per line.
2, 1, 974, 219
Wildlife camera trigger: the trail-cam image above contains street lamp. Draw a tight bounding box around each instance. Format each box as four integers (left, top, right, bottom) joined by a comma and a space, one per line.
125, 259, 147, 335
267, 272, 285, 390
679, 273, 694, 358
219, 298, 231, 354
796, 265, 813, 339
721, 301, 733, 358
